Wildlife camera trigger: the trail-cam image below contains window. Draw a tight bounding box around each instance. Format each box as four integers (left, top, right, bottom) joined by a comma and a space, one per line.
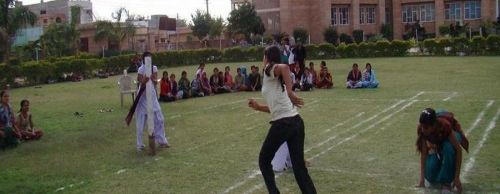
359, 6, 375, 24
331, 5, 349, 25
43, 19, 48, 24
339, 7, 349, 25
464, 1, 481, 19
445, 2, 461, 20
402, 4, 435, 23
331, 7, 337, 25
40, 10, 46, 15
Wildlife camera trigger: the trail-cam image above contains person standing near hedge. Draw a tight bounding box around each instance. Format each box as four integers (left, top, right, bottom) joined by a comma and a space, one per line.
295, 43, 307, 79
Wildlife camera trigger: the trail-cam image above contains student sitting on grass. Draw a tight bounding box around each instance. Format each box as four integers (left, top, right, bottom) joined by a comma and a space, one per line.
317, 64, 333, 89
210, 68, 222, 94
201, 72, 212, 96
346, 63, 362, 89
159, 71, 175, 102
309, 62, 318, 87
361, 63, 379, 88
416, 108, 469, 193
17, 99, 43, 141
0, 90, 20, 149
191, 73, 204, 97
247, 66, 262, 91
178, 71, 191, 99
234, 67, 247, 91
169, 74, 181, 100
224, 66, 234, 91
219, 71, 231, 93
300, 68, 314, 91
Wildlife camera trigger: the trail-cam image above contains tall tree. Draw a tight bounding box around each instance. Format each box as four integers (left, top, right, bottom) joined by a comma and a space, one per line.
40, 23, 79, 57
227, 2, 265, 39
209, 16, 224, 39
94, 7, 136, 52
190, 10, 211, 41
0, 3, 37, 62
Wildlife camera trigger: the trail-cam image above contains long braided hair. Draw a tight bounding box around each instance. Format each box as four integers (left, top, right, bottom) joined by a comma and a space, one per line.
264, 46, 285, 92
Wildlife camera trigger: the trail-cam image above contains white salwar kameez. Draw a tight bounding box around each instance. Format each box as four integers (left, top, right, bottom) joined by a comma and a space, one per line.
136, 65, 169, 149
272, 143, 292, 172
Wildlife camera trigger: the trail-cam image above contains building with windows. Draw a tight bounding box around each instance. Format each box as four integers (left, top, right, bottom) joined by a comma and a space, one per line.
231, 0, 499, 43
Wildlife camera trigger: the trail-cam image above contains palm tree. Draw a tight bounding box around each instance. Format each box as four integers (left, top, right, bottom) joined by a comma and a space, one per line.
40, 22, 80, 57
94, 8, 136, 54
0, 3, 37, 62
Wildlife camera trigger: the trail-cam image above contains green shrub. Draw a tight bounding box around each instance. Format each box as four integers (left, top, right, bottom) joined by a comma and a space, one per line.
293, 27, 309, 44
323, 27, 338, 45
439, 25, 450, 36
339, 33, 353, 44
451, 37, 470, 54
486, 35, 500, 55
374, 41, 391, 57
21, 61, 56, 85
423, 39, 437, 55
389, 40, 412, 56
353, 30, 364, 43
336, 43, 356, 58
470, 36, 486, 55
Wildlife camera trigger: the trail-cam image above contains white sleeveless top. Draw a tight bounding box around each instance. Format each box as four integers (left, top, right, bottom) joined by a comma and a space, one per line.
262, 64, 298, 121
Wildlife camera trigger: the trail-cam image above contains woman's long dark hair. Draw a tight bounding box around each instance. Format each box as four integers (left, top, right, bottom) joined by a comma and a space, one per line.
264, 46, 285, 92
19, 99, 29, 112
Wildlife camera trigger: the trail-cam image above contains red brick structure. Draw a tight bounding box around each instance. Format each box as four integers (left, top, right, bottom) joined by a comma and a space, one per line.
232, 0, 499, 43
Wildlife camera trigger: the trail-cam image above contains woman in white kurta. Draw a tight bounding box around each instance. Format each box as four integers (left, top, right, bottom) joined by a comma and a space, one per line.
136, 60, 170, 150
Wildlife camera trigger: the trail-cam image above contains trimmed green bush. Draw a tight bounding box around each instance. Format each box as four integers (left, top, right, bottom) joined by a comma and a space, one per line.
451, 37, 470, 55
470, 36, 486, 55
486, 35, 500, 55
389, 40, 412, 56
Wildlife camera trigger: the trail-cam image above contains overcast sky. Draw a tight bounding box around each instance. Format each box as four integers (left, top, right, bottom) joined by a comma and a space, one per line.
21, 0, 232, 22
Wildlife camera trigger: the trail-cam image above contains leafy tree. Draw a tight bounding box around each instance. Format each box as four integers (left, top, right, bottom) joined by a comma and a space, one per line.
323, 26, 338, 45
209, 16, 224, 39
94, 7, 136, 53
40, 23, 79, 57
176, 17, 188, 27
227, 2, 265, 39
0, 1, 37, 62
293, 27, 308, 44
190, 10, 211, 41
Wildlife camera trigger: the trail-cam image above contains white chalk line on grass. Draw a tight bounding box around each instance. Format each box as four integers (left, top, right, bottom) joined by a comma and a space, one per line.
443, 92, 458, 101
465, 100, 495, 135
225, 92, 425, 194
309, 167, 390, 177
307, 99, 419, 161
186, 99, 320, 152
462, 106, 500, 182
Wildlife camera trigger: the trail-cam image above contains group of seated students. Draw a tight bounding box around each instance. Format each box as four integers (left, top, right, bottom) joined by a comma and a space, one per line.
158, 63, 263, 102
157, 61, 380, 102
288, 60, 339, 91
346, 63, 379, 89
0, 90, 43, 150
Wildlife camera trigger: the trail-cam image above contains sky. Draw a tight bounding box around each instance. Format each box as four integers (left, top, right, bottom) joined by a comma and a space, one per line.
21, 0, 232, 22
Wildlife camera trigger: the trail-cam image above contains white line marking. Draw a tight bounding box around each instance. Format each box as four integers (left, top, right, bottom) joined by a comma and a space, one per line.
309, 167, 390, 177
465, 100, 494, 135
462, 106, 500, 182
307, 100, 418, 161
226, 92, 424, 194
169, 114, 181, 119
443, 92, 458, 101
115, 169, 127, 175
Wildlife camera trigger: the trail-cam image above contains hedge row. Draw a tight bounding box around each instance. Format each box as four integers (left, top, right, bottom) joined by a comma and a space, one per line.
1, 35, 499, 87
422, 35, 500, 55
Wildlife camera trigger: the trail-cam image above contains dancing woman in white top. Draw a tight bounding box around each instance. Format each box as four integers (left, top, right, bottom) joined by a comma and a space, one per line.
248, 45, 317, 194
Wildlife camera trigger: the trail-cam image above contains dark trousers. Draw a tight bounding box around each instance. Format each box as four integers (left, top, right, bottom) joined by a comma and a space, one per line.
259, 115, 317, 194
297, 59, 305, 79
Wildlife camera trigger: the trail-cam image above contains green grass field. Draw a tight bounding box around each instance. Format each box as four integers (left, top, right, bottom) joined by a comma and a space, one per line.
1, 57, 500, 194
